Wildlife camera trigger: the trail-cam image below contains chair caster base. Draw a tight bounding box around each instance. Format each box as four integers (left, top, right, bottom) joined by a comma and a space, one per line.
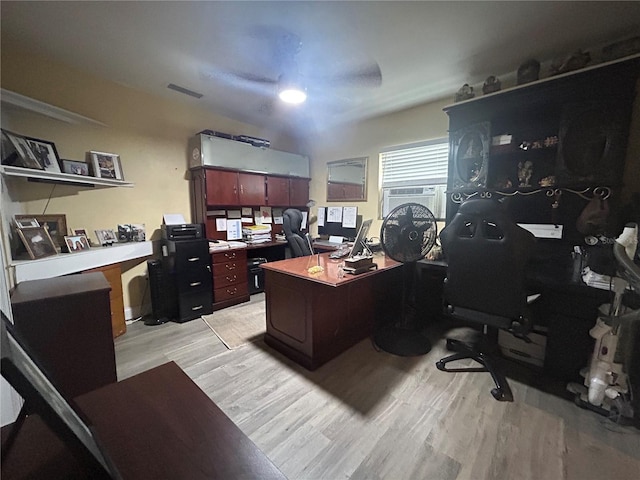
491, 387, 513, 402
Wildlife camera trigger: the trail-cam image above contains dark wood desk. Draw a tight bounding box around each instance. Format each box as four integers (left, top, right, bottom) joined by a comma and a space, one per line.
261, 253, 402, 370
2, 362, 285, 479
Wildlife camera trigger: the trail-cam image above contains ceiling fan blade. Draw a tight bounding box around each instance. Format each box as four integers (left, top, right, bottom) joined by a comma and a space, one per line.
312, 61, 383, 88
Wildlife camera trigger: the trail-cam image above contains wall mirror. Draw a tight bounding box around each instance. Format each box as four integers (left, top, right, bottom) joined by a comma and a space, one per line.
326, 157, 368, 202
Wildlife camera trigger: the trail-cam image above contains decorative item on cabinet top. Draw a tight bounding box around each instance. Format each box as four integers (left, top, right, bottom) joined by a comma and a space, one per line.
450, 122, 490, 189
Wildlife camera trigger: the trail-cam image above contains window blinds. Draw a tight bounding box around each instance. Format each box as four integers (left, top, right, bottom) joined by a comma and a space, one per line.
380, 138, 449, 188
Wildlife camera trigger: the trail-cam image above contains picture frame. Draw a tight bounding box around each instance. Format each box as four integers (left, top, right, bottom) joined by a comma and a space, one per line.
117, 223, 146, 242
89, 151, 124, 180
62, 159, 90, 176
23, 136, 62, 173
1, 129, 43, 170
14, 217, 40, 229
64, 234, 91, 253
15, 214, 68, 252
16, 226, 58, 259
95, 229, 118, 246
73, 228, 88, 237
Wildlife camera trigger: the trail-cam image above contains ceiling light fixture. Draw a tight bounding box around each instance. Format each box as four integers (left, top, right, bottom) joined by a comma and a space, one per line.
278, 73, 306, 104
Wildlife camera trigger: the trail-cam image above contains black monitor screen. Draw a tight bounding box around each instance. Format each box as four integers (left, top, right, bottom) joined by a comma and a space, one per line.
349, 219, 372, 258
317, 210, 362, 241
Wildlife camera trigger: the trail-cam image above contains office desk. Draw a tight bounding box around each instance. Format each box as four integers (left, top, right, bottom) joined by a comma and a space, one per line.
261, 253, 402, 370
417, 256, 612, 383
2, 362, 286, 479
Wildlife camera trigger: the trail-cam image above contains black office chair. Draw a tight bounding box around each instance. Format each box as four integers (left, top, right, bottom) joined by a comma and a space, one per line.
282, 208, 312, 258
436, 198, 536, 401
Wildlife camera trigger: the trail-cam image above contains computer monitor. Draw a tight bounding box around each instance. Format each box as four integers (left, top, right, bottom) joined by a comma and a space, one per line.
349, 219, 372, 258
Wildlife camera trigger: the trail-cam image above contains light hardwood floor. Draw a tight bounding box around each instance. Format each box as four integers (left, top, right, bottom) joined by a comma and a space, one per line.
115, 302, 640, 480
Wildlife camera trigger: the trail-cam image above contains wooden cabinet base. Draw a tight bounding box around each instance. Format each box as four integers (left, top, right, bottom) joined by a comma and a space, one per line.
83, 263, 126, 338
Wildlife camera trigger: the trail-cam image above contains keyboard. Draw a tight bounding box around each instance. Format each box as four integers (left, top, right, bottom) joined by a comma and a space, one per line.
314, 240, 344, 247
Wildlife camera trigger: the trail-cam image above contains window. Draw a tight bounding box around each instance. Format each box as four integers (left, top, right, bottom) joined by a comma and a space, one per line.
380, 138, 449, 219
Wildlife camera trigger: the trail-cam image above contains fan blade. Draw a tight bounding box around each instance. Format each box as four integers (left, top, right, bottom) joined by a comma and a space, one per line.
312, 62, 382, 88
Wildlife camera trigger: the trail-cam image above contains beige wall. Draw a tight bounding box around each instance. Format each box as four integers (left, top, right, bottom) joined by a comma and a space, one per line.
308, 99, 451, 238
3, 41, 639, 317
1, 42, 301, 316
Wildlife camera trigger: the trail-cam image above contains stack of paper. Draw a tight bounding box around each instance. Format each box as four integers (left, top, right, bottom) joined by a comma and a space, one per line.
209, 240, 230, 252
242, 224, 272, 244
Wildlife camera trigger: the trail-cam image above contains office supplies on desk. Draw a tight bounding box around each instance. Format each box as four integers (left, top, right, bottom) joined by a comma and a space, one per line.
329, 247, 351, 259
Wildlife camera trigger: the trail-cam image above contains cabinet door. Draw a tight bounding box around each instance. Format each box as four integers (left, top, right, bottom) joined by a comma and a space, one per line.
205, 169, 238, 205
238, 172, 265, 205
266, 176, 290, 206
290, 178, 310, 206
450, 122, 490, 190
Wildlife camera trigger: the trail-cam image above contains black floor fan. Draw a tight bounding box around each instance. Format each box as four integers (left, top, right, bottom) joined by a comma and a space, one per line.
373, 203, 438, 356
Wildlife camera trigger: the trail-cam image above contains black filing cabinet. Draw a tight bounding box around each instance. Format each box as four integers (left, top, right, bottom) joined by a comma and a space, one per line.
165, 238, 213, 322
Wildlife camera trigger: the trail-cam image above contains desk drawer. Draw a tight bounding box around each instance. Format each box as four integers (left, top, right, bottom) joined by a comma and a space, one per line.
212, 260, 245, 277
214, 270, 247, 289
214, 282, 249, 303
212, 250, 245, 263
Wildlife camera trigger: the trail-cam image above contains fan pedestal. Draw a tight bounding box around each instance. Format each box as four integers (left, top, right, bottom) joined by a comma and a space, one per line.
373, 324, 432, 356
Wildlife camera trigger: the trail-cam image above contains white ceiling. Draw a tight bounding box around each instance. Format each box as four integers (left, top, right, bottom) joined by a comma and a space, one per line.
2, 1, 640, 139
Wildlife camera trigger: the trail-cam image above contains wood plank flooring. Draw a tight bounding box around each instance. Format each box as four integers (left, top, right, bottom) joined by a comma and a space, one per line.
115, 304, 640, 480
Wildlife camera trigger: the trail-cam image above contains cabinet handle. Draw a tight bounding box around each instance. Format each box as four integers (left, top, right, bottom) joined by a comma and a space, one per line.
227, 287, 237, 295
224, 252, 237, 259
190, 281, 202, 287
240, 184, 244, 194
225, 275, 237, 282
188, 257, 200, 262
191, 305, 204, 311
225, 264, 237, 271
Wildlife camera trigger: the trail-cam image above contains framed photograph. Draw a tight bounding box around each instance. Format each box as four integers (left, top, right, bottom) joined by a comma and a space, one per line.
62, 159, 90, 176
14, 217, 40, 229
15, 214, 67, 252
64, 234, 90, 252
95, 229, 118, 246
117, 223, 146, 242
1, 129, 43, 170
89, 151, 124, 180
24, 137, 62, 173
73, 228, 88, 236
17, 226, 58, 259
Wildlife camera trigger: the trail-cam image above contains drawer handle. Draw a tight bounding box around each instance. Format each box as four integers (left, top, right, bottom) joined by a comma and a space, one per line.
225, 275, 237, 282
227, 287, 237, 295
188, 257, 200, 262
225, 264, 237, 271
224, 252, 237, 259
191, 305, 204, 311
190, 281, 202, 287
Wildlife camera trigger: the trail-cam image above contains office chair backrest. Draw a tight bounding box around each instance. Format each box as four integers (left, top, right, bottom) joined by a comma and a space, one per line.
282, 208, 312, 258
440, 199, 535, 322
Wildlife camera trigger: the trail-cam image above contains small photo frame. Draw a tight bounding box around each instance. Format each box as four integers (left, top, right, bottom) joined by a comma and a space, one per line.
89, 151, 124, 180
24, 137, 62, 173
15, 214, 67, 252
117, 224, 146, 242
73, 228, 88, 236
64, 234, 90, 253
14, 217, 40, 229
17, 226, 58, 259
95, 229, 118, 246
62, 159, 90, 176
1, 129, 43, 170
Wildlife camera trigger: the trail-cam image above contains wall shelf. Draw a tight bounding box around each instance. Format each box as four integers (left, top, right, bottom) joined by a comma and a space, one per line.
11, 241, 153, 283
1, 165, 134, 188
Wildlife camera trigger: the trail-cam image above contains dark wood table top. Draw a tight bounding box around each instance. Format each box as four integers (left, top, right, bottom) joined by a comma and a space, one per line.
75, 361, 286, 480
260, 252, 401, 287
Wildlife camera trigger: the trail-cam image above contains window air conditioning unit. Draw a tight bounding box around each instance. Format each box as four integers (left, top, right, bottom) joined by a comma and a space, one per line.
382, 185, 447, 219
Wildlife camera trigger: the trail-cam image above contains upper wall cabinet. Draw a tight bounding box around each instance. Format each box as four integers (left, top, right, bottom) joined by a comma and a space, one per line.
188, 133, 309, 178
444, 55, 640, 198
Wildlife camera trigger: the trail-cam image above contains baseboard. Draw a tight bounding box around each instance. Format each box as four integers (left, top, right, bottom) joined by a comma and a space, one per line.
125, 303, 151, 322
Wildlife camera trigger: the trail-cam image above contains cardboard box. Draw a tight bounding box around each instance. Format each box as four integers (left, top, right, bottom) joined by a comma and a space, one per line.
498, 330, 547, 368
